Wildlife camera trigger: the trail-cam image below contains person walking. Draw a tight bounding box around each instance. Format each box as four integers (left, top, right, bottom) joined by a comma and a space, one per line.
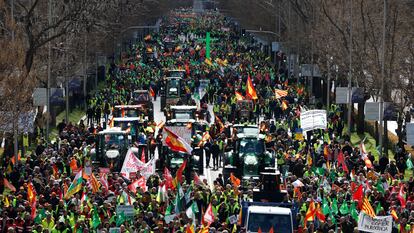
211, 140, 220, 170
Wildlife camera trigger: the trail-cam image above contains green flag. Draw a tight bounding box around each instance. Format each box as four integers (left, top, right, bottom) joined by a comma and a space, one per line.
339, 202, 349, 215
350, 202, 359, 221
407, 158, 413, 170
376, 180, 385, 194
375, 202, 383, 215
91, 210, 101, 229
206, 32, 211, 59
116, 212, 126, 227
322, 198, 330, 215
331, 198, 338, 215
329, 212, 336, 224
165, 204, 173, 216
34, 208, 46, 224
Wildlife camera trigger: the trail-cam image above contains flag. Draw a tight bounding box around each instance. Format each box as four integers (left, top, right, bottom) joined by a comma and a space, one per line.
258, 227, 262, 233
215, 115, 225, 132
281, 100, 288, 111
116, 211, 126, 227
204, 203, 215, 224
375, 202, 383, 215
108, 116, 114, 128
274, 89, 288, 98
407, 157, 414, 169
353, 185, 363, 203
375, 180, 385, 194
315, 203, 326, 222
323, 145, 330, 158
173, 160, 187, 187
156, 184, 168, 203
140, 148, 146, 163
186, 224, 195, 233
129, 176, 147, 193
70, 158, 78, 173
164, 167, 174, 190
100, 173, 109, 192
91, 208, 101, 229
350, 202, 359, 221
164, 127, 193, 154
199, 226, 209, 233
246, 75, 258, 100
331, 198, 339, 215
305, 201, 316, 224
27, 182, 36, 204
322, 198, 330, 215
205, 32, 211, 59
52, 164, 59, 178
186, 201, 199, 219
361, 197, 376, 217
193, 172, 203, 186
339, 201, 349, 215
235, 91, 244, 101
398, 185, 406, 208
10, 153, 21, 164
149, 87, 155, 97
307, 153, 313, 167
88, 173, 100, 193
3, 178, 16, 192
174, 183, 185, 213
390, 209, 398, 220
64, 169, 83, 199
205, 58, 213, 66
198, 132, 210, 147
230, 173, 241, 187
337, 150, 349, 173
3, 196, 9, 207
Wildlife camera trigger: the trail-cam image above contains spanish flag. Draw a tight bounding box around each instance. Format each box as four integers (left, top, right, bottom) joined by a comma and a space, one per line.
246, 75, 258, 100
149, 87, 155, 97
235, 91, 244, 101
281, 100, 288, 110
305, 200, 316, 225
164, 127, 193, 154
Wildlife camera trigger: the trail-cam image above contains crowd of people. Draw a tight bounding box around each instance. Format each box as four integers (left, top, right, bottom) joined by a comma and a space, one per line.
0, 7, 413, 233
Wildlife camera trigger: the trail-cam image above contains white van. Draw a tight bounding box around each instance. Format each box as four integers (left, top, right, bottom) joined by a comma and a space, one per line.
245, 206, 293, 233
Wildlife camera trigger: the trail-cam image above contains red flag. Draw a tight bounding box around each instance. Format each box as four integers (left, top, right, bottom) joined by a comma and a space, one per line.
99, 173, 109, 192
337, 150, 349, 173
305, 200, 316, 224
203, 203, 214, 224
258, 227, 262, 233
194, 172, 203, 186
164, 127, 193, 154
3, 178, 16, 192
140, 149, 146, 163
398, 185, 406, 208
31, 200, 37, 220
163, 167, 174, 190
235, 91, 244, 101
353, 185, 363, 203
174, 160, 187, 187
150, 87, 155, 97
269, 227, 274, 233
246, 75, 258, 100
315, 203, 326, 222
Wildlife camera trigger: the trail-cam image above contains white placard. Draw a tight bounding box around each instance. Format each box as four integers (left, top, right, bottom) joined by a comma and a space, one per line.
33, 88, 47, 106
300, 110, 327, 132
357, 212, 392, 233
335, 87, 349, 104
120, 149, 155, 179
365, 102, 380, 121
407, 123, 414, 146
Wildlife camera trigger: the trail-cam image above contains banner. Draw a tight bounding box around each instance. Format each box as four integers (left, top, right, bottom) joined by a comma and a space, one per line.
300, 110, 327, 132
357, 212, 392, 233
120, 149, 155, 179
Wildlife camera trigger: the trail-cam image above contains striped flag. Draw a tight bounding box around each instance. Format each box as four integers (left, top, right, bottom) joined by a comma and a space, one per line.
246, 75, 258, 100
27, 182, 37, 204
88, 173, 100, 193
164, 127, 193, 154
274, 89, 288, 99
99, 173, 109, 192
305, 200, 316, 224
3, 178, 16, 192
361, 197, 376, 217
235, 91, 244, 100
64, 169, 83, 199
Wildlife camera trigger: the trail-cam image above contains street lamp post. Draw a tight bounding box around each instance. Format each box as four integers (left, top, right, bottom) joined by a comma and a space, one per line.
379, 0, 387, 157
46, 0, 52, 143
347, 0, 353, 135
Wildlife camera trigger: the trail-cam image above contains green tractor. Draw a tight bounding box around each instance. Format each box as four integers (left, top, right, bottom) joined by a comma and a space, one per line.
223, 127, 276, 184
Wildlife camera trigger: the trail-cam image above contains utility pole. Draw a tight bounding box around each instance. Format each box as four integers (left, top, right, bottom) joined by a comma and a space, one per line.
379, 0, 387, 157
83, 33, 87, 111
65, 46, 69, 124
46, 0, 52, 143
327, 58, 331, 110
347, 0, 353, 135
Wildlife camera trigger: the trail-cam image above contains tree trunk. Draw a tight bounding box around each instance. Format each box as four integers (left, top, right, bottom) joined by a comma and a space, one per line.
357, 102, 365, 134
384, 120, 389, 157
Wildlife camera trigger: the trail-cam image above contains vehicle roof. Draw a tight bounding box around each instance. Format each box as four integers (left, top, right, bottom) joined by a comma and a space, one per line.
113, 117, 142, 122
233, 124, 258, 128
98, 127, 126, 134
133, 90, 149, 93
248, 206, 292, 215
171, 105, 197, 110
114, 105, 144, 109
165, 77, 182, 80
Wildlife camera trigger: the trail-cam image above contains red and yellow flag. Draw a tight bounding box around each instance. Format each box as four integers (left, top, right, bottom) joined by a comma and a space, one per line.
246, 75, 258, 100
305, 200, 316, 224
164, 127, 193, 154
235, 91, 244, 100
27, 182, 36, 204
281, 100, 288, 110
361, 197, 376, 217
173, 160, 187, 188
274, 89, 288, 99
230, 173, 241, 187
150, 87, 155, 97
89, 173, 101, 193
